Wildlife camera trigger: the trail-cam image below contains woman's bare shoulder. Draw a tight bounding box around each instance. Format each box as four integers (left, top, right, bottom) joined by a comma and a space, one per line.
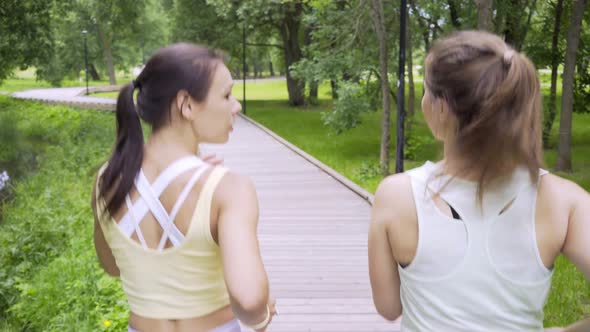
373, 173, 416, 226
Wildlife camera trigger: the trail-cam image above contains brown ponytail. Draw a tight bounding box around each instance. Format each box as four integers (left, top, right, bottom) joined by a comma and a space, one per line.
99, 83, 144, 215
425, 30, 542, 201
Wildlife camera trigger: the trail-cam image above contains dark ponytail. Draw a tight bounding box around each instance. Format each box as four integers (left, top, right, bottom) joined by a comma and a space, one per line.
99, 83, 144, 215
97, 43, 225, 216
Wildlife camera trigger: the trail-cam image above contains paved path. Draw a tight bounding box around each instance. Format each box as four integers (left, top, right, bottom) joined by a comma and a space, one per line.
12, 87, 116, 110
12, 87, 401, 332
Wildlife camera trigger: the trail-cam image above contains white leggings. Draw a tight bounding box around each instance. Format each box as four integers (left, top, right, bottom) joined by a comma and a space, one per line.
128, 319, 241, 332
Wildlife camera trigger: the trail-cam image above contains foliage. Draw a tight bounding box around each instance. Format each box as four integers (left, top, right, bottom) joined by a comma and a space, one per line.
34, 0, 169, 86
322, 81, 372, 133
0, 0, 53, 84
172, 0, 239, 55
573, 15, 590, 114
404, 132, 435, 161
0, 96, 128, 329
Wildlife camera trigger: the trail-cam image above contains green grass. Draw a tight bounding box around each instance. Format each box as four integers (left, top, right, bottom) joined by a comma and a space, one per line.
90, 79, 334, 100
0, 96, 127, 330
0, 68, 133, 94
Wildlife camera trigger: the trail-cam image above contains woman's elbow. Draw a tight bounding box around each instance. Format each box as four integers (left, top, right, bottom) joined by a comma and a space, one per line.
376, 307, 402, 321
374, 299, 402, 321
97, 260, 120, 277
229, 282, 269, 316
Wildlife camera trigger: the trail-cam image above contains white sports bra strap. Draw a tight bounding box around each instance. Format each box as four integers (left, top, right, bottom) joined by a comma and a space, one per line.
117, 156, 203, 238
126, 195, 148, 248
135, 171, 184, 247
156, 165, 210, 250
151, 156, 204, 194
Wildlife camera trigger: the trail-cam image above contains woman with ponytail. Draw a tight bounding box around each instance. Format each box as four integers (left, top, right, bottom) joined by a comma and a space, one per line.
91, 43, 276, 332
368, 31, 590, 331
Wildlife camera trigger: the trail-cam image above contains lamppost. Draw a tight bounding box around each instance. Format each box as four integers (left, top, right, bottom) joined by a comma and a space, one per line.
82, 30, 89, 95
242, 20, 246, 115
395, 0, 407, 173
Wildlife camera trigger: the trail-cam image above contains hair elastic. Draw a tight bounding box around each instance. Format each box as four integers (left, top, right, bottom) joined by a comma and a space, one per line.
245, 305, 271, 330
503, 50, 516, 65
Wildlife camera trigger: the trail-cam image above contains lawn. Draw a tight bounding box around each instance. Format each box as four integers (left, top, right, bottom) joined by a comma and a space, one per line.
0, 68, 132, 94
0, 75, 588, 329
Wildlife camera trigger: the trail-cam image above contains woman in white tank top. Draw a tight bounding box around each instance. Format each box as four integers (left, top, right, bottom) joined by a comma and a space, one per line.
368, 30, 590, 332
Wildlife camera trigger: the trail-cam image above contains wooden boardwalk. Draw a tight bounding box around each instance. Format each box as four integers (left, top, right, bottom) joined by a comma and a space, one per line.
12, 88, 401, 331
202, 117, 400, 332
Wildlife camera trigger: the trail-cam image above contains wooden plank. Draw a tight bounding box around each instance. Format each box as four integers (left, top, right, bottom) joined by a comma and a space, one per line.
201, 116, 397, 331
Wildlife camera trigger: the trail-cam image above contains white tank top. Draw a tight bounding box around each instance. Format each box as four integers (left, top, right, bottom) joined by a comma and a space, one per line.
399, 161, 553, 332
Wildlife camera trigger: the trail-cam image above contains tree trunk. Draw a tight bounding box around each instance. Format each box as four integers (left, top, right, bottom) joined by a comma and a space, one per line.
447, 0, 462, 29
410, 0, 430, 51
370, 0, 391, 175
96, 22, 116, 85
543, 0, 564, 147
330, 79, 338, 99
557, 0, 587, 171
309, 81, 318, 102
89, 64, 101, 81
280, 3, 305, 106
407, 22, 415, 121
519, 0, 538, 50
269, 61, 275, 76
475, 0, 493, 31
406, 17, 416, 156
304, 22, 318, 103
503, 0, 520, 47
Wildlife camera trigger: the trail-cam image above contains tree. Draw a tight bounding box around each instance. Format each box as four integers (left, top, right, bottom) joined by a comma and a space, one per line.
543, 0, 565, 146
34, 0, 157, 86
557, 0, 588, 171
370, 0, 392, 175
475, 0, 493, 31
406, 5, 416, 130
0, 0, 53, 84
208, 0, 308, 106
172, 0, 241, 71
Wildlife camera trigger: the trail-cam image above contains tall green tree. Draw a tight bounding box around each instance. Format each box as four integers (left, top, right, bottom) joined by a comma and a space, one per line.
557, 0, 588, 171
370, 0, 392, 175
34, 0, 160, 86
545, 0, 565, 146
208, 0, 308, 106
0, 0, 53, 84
475, 0, 493, 30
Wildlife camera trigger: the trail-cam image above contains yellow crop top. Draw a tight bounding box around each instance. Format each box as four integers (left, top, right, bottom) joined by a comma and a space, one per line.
95, 165, 230, 319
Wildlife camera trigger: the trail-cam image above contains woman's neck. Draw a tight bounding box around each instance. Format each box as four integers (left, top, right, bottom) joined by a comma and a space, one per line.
144, 125, 200, 166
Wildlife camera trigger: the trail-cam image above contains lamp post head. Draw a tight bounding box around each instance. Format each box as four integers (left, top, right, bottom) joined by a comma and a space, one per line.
82, 30, 87, 34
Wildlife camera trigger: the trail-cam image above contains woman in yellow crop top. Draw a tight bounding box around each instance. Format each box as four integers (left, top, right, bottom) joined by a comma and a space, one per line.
91, 43, 276, 332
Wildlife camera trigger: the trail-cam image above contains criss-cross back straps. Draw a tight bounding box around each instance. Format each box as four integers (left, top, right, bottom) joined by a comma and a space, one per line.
125, 195, 148, 248
156, 165, 210, 250
117, 156, 204, 237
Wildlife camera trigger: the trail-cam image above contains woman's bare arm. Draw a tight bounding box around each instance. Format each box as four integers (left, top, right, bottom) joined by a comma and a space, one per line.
216, 172, 273, 330
91, 176, 120, 277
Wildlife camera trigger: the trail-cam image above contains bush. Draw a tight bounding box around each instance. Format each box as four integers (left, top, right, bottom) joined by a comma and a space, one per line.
0, 96, 126, 330
322, 81, 372, 133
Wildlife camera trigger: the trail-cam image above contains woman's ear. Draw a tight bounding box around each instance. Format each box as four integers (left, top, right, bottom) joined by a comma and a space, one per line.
175, 90, 194, 120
